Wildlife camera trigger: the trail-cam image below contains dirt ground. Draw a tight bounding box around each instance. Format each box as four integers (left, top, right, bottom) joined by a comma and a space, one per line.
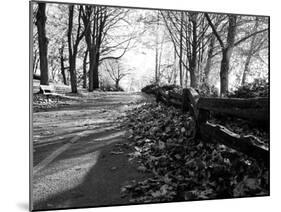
32, 91, 153, 210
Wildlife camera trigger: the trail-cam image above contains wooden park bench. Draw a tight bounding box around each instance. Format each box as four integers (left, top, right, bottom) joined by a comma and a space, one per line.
39, 85, 55, 95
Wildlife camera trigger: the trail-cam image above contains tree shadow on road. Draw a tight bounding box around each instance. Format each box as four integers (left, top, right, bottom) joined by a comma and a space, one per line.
33, 136, 150, 211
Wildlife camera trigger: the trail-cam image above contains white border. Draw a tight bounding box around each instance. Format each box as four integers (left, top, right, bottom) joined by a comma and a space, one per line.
0, 0, 280, 212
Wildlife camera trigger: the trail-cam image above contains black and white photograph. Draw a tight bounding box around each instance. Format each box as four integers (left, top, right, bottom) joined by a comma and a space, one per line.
30, 0, 269, 211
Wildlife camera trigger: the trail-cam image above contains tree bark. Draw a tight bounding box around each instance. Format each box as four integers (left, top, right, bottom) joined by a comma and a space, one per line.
115, 79, 120, 89
67, 5, 83, 93
83, 49, 88, 88
203, 35, 215, 85
88, 52, 95, 91
189, 13, 198, 88
155, 12, 159, 84
59, 44, 67, 85
220, 15, 237, 96
179, 12, 183, 87
93, 53, 100, 89
68, 57, 78, 93
82, 6, 94, 91
241, 56, 251, 85
241, 18, 259, 86
36, 3, 49, 85
67, 6, 77, 93
82, 6, 105, 91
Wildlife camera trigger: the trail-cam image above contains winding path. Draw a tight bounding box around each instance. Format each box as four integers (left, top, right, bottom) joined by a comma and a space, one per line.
32, 92, 151, 210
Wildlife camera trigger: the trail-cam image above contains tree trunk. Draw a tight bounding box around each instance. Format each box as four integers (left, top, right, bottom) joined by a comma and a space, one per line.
220, 15, 237, 96
69, 64, 78, 93
83, 49, 88, 88
36, 3, 49, 85
241, 18, 259, 86
179, 12, 183, 87
59, 45, 67, 85
33, 49, 38, 73
155, 12, 160, 84
88, 52, 95, 91
241, 56, 251, 86
189, 13, 198, 88
93, 51, 100, 89
115, 79, 120, 89
173, 43, 177, 85
155, 46, 159, 84
203, 35, 215, 85
85, 6, 103, 91
220, 49, 231, 96
67, 5, 80, 93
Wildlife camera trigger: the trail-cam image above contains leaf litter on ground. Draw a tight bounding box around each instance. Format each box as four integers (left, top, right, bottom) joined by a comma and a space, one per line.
33, 93, 78, 112
120, 102, 269, 203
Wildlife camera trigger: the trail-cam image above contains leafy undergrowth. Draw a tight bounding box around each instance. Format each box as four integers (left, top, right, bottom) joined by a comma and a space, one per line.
228, 79, 269, 98
33, 93, 74, 112
121, 103, 269, 203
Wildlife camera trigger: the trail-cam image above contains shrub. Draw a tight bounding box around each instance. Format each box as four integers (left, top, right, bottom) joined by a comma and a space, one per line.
198, 83, 219, 97
228, 79, 269, 98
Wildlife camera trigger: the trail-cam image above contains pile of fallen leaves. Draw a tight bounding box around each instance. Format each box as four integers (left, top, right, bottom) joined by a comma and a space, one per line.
33, 93, 72, 112
121, 102, 269, 203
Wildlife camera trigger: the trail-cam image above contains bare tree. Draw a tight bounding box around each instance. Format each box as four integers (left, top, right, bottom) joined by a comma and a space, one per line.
81, 6, 133, 91
103, 59, 129, 89
161, 11, 209, 88
36, 3, 49, 85
240, 18, 268, 85
82, 48, 89, 88
59, 42, 68, 85
205, 13, 268, 96
67, 5, 85, 93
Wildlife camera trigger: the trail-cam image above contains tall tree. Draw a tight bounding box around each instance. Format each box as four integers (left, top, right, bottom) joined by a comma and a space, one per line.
82, 48, 88, 88
189, 12, 198, 88
155, 11, 160, 84
203, 35, 215, 85
36, 3, 49, 85
162, 11, 209, 88
59, 42, 67, 85
240, 18, 268, 85
82, 6, 107, 91
81, 6, 133, 91
179, 12, 183, 87
67, 5, 85, 93
205, 14, 268, 96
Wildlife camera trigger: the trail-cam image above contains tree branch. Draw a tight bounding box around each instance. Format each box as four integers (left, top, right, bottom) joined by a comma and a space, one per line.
205, 13, 224, 49
234, 28, 268, 47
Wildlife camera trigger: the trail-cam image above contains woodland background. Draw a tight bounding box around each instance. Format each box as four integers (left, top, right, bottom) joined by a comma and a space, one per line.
32, 2, 268, 96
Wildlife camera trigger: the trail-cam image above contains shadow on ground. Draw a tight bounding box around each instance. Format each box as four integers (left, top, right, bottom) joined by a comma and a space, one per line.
33, 139, 149, 211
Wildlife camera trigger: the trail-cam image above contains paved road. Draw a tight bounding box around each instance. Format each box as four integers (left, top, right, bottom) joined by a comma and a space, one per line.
32, 92, 151, 210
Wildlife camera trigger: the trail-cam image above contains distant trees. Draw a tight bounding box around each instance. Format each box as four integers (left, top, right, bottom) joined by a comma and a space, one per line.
104, 59, 130, 89
32, 2, 268, 94
162, 11, 210, 88
36, 3, 49, 85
